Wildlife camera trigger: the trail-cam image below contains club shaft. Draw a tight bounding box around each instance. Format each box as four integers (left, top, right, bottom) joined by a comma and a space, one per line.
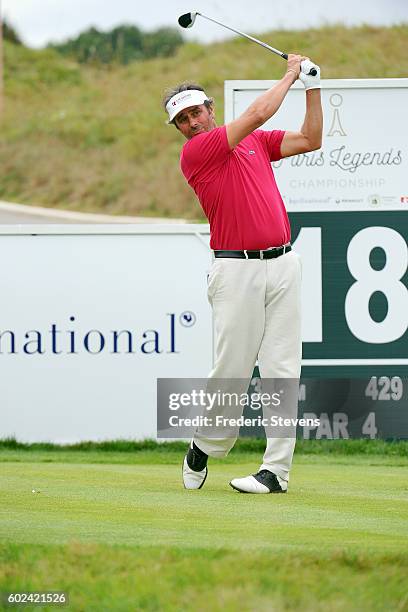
196, 12, 287, 59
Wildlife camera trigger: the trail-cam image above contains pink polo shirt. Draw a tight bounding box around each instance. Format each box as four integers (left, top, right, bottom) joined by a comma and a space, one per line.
180, 125, 290, 250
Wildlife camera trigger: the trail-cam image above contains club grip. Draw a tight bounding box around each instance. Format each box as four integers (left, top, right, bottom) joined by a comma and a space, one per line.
284, 54, 317, 76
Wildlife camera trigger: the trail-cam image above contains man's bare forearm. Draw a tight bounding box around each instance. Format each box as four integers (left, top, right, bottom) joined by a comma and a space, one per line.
245, 72, 296, 126
300, 89, 323, 149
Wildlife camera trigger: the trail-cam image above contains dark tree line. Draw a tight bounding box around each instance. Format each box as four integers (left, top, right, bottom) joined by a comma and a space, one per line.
48, 25, 184, 64
3, 19, 23, 45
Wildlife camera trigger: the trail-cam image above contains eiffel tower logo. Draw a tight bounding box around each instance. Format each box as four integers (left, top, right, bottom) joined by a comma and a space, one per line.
327, 93, 346, 137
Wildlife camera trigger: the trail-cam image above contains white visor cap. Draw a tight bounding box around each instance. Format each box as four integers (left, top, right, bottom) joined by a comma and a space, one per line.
166, 89, 209, 124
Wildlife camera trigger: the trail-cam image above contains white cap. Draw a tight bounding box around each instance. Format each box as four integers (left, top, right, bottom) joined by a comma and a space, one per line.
166, 89, 209, 124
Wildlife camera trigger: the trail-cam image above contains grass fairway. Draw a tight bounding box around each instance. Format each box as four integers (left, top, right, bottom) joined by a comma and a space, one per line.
1, 449, 408, 611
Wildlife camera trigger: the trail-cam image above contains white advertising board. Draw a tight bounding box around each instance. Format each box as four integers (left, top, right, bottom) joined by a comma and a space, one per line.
225, 79, 408, 212
0, 225, 212, 442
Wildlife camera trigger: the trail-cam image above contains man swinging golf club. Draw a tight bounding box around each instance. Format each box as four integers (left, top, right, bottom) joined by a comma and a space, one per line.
163, 53, 323, 493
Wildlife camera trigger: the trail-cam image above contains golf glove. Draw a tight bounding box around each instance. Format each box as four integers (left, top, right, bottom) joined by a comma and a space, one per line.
299, 60, 321, 90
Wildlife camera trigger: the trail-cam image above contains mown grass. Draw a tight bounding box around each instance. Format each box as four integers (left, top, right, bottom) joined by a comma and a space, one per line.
0, 453, 407, 610
1, 544, 407, 611
1, 24, 407, 218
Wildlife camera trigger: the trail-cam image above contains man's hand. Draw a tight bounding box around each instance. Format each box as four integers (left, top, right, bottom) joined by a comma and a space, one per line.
299, 59, 321, 90
285, 54, 302, 84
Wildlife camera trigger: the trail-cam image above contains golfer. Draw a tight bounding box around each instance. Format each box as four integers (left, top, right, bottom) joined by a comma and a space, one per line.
164, 54, 323, 493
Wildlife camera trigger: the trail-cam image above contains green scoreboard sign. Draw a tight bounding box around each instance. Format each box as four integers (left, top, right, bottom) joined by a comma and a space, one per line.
290, 211, 408, 378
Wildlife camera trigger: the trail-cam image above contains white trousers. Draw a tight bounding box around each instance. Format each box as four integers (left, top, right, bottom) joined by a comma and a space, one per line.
194, 250, 302, 482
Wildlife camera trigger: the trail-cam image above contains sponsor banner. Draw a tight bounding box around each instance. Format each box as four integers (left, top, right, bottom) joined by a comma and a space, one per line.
0, 227, 213, 443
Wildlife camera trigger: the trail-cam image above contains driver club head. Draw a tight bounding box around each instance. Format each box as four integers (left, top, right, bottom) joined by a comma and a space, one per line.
178, 12, 198, 28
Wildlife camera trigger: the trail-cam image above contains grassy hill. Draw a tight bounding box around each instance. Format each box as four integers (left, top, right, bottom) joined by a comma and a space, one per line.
1, 24, 407, 219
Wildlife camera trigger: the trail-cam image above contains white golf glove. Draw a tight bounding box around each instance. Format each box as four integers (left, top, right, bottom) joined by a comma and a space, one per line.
299, 60, 321, 90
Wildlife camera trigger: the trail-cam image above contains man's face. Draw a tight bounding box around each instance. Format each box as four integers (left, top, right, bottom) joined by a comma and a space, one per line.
174, 104, 215, 139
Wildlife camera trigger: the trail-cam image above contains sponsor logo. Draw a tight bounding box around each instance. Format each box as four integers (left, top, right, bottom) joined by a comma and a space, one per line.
368, 195, 399, 206
335, 198, 364, 204
180, 311, 196, 327
369, 195, 381, 205
327, 93, 347, 137
0, 312, 196, 357
286, 197, 332, 205
172, 92, 193, 106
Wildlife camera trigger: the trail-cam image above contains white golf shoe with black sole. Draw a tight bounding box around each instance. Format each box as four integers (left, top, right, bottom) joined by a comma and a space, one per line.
182, 441, 208, 490
229, 469, 288, 494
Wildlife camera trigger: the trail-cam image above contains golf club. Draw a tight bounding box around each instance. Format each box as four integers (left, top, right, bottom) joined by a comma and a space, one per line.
178, 12, 317, 76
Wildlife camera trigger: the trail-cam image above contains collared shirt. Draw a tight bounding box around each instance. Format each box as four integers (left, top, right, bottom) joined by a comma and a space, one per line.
180, 125, 290, 250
